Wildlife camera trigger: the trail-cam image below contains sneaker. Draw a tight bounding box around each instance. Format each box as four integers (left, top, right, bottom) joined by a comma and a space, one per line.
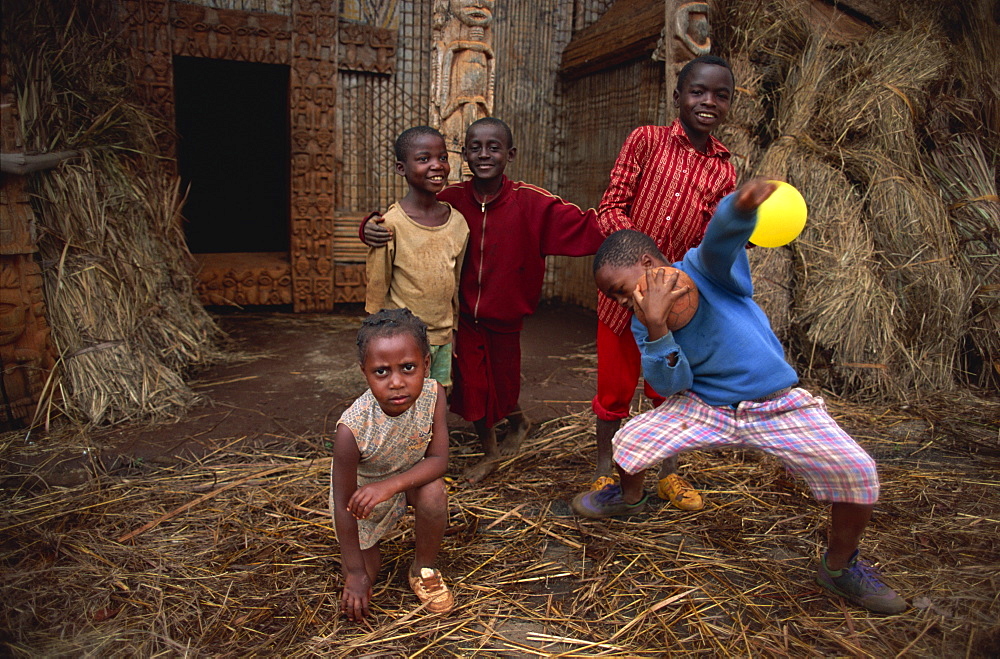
590, 475, 616, 491
657, 473, 704, 511
408, 567, 454, 613
571, 483, 648, 519
816, 550, 907, 614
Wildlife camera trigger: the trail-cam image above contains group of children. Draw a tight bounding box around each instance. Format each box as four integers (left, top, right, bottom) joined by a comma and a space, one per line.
329, 56, 907, 621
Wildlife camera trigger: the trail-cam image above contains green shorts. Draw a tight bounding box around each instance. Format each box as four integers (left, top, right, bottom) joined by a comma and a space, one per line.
429, 343, 454, 388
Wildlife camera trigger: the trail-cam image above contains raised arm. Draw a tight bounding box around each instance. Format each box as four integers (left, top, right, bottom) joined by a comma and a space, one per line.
691, 180, 776, 293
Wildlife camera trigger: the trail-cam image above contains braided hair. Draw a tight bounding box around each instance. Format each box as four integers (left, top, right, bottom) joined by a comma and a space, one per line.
357, 308, 431, 363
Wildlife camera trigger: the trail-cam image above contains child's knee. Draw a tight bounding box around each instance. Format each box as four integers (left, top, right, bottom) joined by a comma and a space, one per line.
412, 478, 449, 514
829, 452, 880, 503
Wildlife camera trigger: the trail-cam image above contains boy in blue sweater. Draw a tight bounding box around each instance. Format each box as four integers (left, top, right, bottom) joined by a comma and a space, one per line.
571, 180, 906, 615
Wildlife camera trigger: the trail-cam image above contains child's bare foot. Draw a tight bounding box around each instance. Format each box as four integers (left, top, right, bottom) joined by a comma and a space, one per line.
464, 456, 500, 484
499, 419, 531, 457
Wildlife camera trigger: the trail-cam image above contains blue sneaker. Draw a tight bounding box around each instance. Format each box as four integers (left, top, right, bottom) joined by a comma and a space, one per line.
816, 550, 907, 614
571, 484, 648, 519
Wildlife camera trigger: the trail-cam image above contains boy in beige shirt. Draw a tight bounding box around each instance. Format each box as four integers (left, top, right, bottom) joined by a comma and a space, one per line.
365, 126, 469, 387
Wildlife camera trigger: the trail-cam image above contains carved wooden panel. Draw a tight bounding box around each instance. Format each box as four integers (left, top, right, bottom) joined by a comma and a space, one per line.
431, 0, 495, 181
120, 0, 177, 167
339, 19, 396, 74
0, 54, 56, 428
193, 253, 293, 306
334, 263, 367, 303
289, 0, 337, 311
169, 3, 292, 64
0, 253, 55, 428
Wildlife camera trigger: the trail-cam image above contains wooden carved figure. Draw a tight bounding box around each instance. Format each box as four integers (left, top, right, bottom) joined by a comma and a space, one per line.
432, 0, 495, 181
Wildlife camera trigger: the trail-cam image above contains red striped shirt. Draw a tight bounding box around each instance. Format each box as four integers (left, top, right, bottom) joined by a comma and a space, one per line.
597, 119, 736, 335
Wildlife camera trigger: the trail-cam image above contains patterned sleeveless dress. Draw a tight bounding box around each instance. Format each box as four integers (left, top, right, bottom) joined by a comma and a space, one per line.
330, 378, 438, 550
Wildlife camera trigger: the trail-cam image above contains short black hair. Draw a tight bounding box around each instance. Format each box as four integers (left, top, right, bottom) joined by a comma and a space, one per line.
395, 126, 444, 161
593, 229, 665, 274
357, 308, 431, 363
676, 55, 734, 93
466, 117, 514, 149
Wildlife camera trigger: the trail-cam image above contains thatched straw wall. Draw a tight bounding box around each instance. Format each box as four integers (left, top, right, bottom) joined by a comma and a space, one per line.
1, 0, 224, 425
708, 0, 999, 401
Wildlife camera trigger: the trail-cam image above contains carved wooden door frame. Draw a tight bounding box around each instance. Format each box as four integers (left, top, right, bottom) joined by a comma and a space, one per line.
120, 0, 338, 311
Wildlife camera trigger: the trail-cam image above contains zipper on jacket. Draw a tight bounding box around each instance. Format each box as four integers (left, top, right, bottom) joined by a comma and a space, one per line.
473, 202, 487, 320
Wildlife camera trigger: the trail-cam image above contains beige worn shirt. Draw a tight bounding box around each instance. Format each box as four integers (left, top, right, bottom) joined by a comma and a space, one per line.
365, 202, 469, 345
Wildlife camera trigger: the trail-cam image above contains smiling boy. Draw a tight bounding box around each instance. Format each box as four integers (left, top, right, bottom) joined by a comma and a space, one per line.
590, 55, 738, 510
365, 126, 470, 389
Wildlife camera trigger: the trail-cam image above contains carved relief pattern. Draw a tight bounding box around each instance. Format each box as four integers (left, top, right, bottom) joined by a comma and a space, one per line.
120, 0, 177, 166
290, 0, 338, 311
338, 19, 396, 74
431, 0, 495, 181
194, 259, 294, 305
169, 3, 293, 64
337, 0, 432, 215
176, 0, 293, 14
0, 55, 56, 427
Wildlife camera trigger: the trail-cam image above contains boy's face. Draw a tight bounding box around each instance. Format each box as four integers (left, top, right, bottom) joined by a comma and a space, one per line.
595, 253, 661, 312
462, 123, 515, 182
674, 63, 733, 140
396, 133, 450, 193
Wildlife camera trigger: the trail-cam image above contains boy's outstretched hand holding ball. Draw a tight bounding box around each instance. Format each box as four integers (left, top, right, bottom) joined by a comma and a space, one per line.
734, 178, 778, 216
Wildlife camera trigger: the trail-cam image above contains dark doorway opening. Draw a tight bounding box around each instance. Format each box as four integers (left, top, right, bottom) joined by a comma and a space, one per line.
173, 56, 290, 254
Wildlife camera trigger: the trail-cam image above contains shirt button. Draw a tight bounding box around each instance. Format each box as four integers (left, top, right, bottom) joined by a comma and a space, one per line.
675, 192, 680, 197
666, 216, 671, 221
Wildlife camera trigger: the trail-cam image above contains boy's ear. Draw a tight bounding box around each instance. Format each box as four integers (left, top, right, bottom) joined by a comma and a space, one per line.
394, 160, 406, 176
638, 252, 657, 268
507, 146, 516, 161
672, 87, 680, 107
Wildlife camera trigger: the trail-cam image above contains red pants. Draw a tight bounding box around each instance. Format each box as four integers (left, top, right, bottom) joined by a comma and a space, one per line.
450, 315, 521, 428
592, 319, 665, 421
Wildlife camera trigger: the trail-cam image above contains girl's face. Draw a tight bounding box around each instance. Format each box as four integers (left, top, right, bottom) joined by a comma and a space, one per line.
361, 333, 430, 417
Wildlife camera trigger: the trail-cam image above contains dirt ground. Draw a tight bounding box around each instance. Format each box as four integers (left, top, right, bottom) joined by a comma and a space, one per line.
5, 301, 601, 487
3, 302, 1000, 656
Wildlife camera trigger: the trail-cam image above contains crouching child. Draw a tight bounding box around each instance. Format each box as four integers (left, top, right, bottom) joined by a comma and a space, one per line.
572, 180, 906, 615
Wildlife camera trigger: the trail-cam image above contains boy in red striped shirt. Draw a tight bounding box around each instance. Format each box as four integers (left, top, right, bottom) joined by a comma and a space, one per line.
591, 55, 737, 510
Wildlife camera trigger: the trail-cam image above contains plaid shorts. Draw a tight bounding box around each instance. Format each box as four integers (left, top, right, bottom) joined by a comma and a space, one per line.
612, 388, 879, 504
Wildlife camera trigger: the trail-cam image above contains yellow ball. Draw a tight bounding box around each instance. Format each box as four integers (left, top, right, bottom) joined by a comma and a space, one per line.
749, 181, 807, 247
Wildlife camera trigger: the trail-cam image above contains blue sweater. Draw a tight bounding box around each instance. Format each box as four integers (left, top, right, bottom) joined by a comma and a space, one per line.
635, 193, 798, 406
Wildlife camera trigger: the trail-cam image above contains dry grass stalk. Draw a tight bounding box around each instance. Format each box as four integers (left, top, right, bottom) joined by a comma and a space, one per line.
789, 156, 904, 400
1, 403, 998, 656
927, 135, 1000, 389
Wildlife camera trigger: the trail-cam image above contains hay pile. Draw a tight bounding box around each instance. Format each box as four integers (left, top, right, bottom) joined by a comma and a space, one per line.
2, 0, 224, 425
716, 0, 1000, 402
2, 403, 999, 656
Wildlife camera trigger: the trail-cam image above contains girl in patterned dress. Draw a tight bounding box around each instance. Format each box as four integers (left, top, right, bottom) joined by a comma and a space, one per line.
331, 308, 453, 621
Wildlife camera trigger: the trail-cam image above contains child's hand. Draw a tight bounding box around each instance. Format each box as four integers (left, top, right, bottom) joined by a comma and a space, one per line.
363, 214, 392, 246
733, 179, 778, 214
347, 481, 395, 519
341, 571, 373, 621
632, 267, 688, 341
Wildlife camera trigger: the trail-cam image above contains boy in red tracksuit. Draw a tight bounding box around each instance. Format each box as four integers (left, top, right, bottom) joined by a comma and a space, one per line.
363, 117, 604, 483
592, 55, 737, 510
